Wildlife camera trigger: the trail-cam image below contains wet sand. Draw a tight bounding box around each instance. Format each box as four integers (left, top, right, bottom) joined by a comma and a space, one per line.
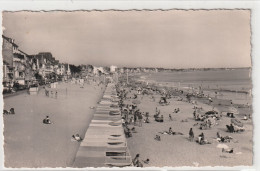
125, 89, 253, 167
3, 81, 105, 167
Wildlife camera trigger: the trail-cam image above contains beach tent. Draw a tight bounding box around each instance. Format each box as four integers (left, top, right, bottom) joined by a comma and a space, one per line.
231, 118, 243, 127
228, 107, 239, 115
74, 83, 132, 167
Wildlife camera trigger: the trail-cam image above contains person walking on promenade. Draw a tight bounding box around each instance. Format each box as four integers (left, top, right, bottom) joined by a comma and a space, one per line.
43, 115, 52, 124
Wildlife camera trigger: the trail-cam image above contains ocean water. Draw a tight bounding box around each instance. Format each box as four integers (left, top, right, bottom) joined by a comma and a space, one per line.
139, 68, 252, 104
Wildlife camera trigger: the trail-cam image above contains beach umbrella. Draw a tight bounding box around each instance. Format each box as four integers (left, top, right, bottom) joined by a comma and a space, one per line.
132, 99, 141, 105
231, 118, 243, 127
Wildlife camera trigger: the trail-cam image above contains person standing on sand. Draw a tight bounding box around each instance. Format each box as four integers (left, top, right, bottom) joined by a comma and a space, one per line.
169, 127, 173, 135
198, 132, 204, 144
132, 154, 143, 167
134, 113, 137, 126
189, 128, 194, 141
193, 110, 196, 118
208, 119, 211, 128
169, 114, 173, 121
131, 116, 135, 124
138, 113, 143, 127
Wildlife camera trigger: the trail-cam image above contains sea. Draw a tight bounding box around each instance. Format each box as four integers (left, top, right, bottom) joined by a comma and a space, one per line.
137, 68, 252, 105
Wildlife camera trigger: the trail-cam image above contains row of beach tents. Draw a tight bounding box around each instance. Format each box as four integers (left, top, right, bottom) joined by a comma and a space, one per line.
73, 83, 132, 167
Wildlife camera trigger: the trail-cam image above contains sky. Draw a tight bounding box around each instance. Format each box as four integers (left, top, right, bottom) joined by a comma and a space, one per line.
2, 10, 251, 68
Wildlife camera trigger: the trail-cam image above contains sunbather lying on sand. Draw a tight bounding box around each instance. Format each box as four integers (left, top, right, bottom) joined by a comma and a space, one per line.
173, 108, 180, 113
3, 110, 9, 115
72, 134, 83, 142
143, 159, 150, 164
216, 132, 233, 143
3, 108, 15, 115
222, 148, 234, 153
159, 128, 184, 135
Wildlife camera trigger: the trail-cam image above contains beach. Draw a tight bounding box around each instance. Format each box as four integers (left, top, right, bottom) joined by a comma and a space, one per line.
2, 69, 253, 168
3, 81, 105, 167
121, 69, 253, 167
125, 92, 253, 167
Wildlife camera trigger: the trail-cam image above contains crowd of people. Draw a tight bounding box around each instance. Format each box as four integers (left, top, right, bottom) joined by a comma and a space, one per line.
113, 77, 251, 167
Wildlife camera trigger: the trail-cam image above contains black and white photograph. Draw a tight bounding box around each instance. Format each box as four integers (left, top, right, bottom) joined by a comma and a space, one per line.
1, 4, 258, 169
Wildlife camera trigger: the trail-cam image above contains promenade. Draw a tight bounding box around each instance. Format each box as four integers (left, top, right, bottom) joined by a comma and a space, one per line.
3, 81, 105, 167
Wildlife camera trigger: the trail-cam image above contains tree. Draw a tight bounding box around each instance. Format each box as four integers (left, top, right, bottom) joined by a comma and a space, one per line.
103, 66, 110, 73
86, 64, 94, 73
69, 64, 81, 74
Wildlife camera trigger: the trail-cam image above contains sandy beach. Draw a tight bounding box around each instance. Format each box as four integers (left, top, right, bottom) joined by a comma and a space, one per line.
3, 81, 105, 167
2, 72, 253, 168
122, 81, 253, 167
